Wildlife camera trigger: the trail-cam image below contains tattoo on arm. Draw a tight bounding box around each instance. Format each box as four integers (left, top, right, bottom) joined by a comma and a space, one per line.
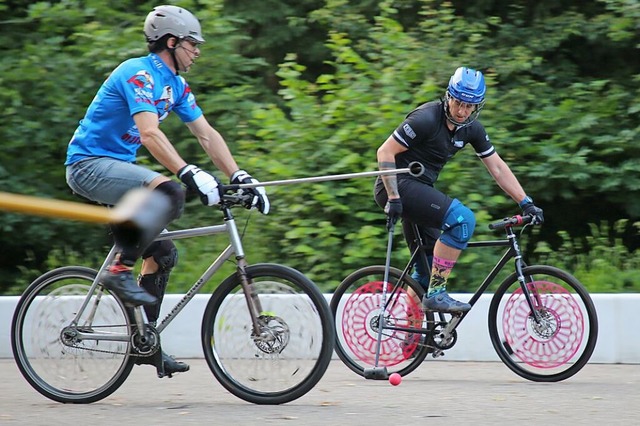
379, 161, 399, 198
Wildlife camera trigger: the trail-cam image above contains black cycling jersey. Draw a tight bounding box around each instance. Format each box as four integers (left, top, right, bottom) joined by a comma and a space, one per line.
375, 99, 497, 255
391, 100, 495, 185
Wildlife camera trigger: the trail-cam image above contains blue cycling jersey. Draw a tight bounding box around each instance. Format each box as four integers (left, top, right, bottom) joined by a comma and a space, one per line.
65, 53, 202, 165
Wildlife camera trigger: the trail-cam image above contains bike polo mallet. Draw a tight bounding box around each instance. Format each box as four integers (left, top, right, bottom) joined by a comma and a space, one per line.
224, 161, 425, 190
362, 213, 397, 380
0, 187, 172, 231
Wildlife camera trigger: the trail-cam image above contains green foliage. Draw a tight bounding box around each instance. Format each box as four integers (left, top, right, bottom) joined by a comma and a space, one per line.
1, 0, 639, 295
535, 220, 640, 292
229, 0, 640, 291
0, 0, 267, 293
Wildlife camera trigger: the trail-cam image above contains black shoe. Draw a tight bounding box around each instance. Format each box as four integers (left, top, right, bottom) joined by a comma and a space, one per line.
135, 351, 190, 378
160, 352, 190, 377
100, 268, 157, 306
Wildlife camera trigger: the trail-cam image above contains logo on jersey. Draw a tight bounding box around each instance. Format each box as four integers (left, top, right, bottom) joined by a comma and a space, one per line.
127, 70, 154, 105
402, 123, 417, 139
185, 88, 197, 109
453, 140, 464, 148
127, 70, 154, 90
154, 85, 175, 121
121, 126, 141, 145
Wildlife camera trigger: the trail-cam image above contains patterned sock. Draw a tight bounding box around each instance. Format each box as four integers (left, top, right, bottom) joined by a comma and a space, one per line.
427, 255, 456, 297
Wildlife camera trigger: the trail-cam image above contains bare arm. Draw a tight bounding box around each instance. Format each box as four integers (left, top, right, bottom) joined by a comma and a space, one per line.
134, 111, 188, 175
185, 115, 239, 178
376, 135, 408, 199
135, 112, 239, 179
481, 153, 527, 204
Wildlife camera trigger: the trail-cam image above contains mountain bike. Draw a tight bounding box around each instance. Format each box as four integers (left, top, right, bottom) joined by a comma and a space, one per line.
330, 214, 598, 382
11, 190, 335, 405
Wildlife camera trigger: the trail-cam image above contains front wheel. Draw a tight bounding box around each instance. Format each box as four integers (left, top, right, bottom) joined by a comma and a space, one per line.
201, 264, 334, 405
488, 265, 598, 382
11, 266, 134, 403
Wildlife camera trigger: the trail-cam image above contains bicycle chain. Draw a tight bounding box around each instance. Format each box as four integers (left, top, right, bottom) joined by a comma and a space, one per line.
62, 326, 160, 358
65, 342, 158, 358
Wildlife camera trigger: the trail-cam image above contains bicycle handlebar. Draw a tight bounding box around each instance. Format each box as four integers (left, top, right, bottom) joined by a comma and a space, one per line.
220, 191, 254, 207
488, 214, 534, 230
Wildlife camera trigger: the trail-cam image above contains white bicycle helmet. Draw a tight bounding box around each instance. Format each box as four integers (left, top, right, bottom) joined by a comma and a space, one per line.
144, 5, 205, 44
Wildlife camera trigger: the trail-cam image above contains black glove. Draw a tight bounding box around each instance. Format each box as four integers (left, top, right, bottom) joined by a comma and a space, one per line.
178, 164, 221, 206
230, 169, 270, 215
520, 196, 544, 225
384, 198, 403, 230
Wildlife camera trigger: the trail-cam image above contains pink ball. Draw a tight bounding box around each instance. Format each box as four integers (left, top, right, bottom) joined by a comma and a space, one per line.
389, 372, 402, 386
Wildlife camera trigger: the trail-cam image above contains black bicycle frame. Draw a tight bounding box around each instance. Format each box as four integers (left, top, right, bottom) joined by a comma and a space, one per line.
382, 221, 542, 336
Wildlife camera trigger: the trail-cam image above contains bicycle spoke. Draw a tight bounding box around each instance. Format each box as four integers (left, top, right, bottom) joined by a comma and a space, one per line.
12, 267, 133, 403
331, 266, 433, 378
202, 264, 333, 404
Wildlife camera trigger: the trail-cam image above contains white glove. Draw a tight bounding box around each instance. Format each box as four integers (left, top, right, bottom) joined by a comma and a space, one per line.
178, 164, 221, 206
230, 169, 270, 214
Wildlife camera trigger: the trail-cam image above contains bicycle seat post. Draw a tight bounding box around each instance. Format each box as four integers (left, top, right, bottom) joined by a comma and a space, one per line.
132, 306, 147, 334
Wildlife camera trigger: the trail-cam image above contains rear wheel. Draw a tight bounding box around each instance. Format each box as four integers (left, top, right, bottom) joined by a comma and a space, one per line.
331, 266, 434, 379
488, 265, 598, 382
11, 266, 134, 403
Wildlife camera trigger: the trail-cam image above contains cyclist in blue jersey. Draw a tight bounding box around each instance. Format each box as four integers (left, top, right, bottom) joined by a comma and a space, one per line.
375, 67, 543, 313
65, 5, 269, 377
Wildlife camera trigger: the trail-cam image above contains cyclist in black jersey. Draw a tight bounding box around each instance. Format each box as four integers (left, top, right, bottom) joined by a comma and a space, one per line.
375, 67, 543, 313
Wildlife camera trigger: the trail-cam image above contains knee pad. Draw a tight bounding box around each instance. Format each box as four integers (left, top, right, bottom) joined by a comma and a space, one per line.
439, 199, 475, 250
142, 240, 178, 271
154, 181, 185, 221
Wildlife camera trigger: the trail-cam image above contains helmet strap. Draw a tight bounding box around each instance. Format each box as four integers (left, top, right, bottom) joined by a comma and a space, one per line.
167, 37, 181, 75
443, 91, 483, 128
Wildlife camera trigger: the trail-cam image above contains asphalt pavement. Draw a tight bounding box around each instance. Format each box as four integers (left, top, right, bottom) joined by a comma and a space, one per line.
0, 358, 638, 425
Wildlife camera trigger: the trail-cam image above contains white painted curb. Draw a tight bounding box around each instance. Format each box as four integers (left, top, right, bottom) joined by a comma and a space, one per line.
1, 294, 638, 363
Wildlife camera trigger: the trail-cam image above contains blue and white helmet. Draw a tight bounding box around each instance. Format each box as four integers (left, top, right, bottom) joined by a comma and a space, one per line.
444, 67, 486, 126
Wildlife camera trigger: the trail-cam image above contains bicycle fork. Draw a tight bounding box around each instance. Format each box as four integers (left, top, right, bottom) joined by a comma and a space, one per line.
509, 227, 544, 324
236, 258, 265, 333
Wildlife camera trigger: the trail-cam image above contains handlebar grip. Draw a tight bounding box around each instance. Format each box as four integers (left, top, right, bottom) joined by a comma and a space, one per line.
488, 214, 533, 230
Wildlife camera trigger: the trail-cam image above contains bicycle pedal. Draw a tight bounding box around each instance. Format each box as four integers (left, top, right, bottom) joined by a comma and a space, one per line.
157, 371, 173, 379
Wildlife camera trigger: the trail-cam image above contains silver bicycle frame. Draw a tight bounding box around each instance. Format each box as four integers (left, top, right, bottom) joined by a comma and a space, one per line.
71, 221, 241, 343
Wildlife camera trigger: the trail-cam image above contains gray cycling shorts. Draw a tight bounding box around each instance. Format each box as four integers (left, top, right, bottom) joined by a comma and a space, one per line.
66, 157, 162, 206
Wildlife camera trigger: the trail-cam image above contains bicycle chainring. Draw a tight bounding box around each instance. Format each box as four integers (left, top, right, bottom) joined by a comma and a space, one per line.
432, 325, 457, 350
131, 325, 161, 356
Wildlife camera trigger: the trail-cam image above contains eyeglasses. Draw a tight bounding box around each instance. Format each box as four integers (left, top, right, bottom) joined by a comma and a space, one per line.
184, 37, 203, 47
450, 98, 478, 110
179, 39, 200, 56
